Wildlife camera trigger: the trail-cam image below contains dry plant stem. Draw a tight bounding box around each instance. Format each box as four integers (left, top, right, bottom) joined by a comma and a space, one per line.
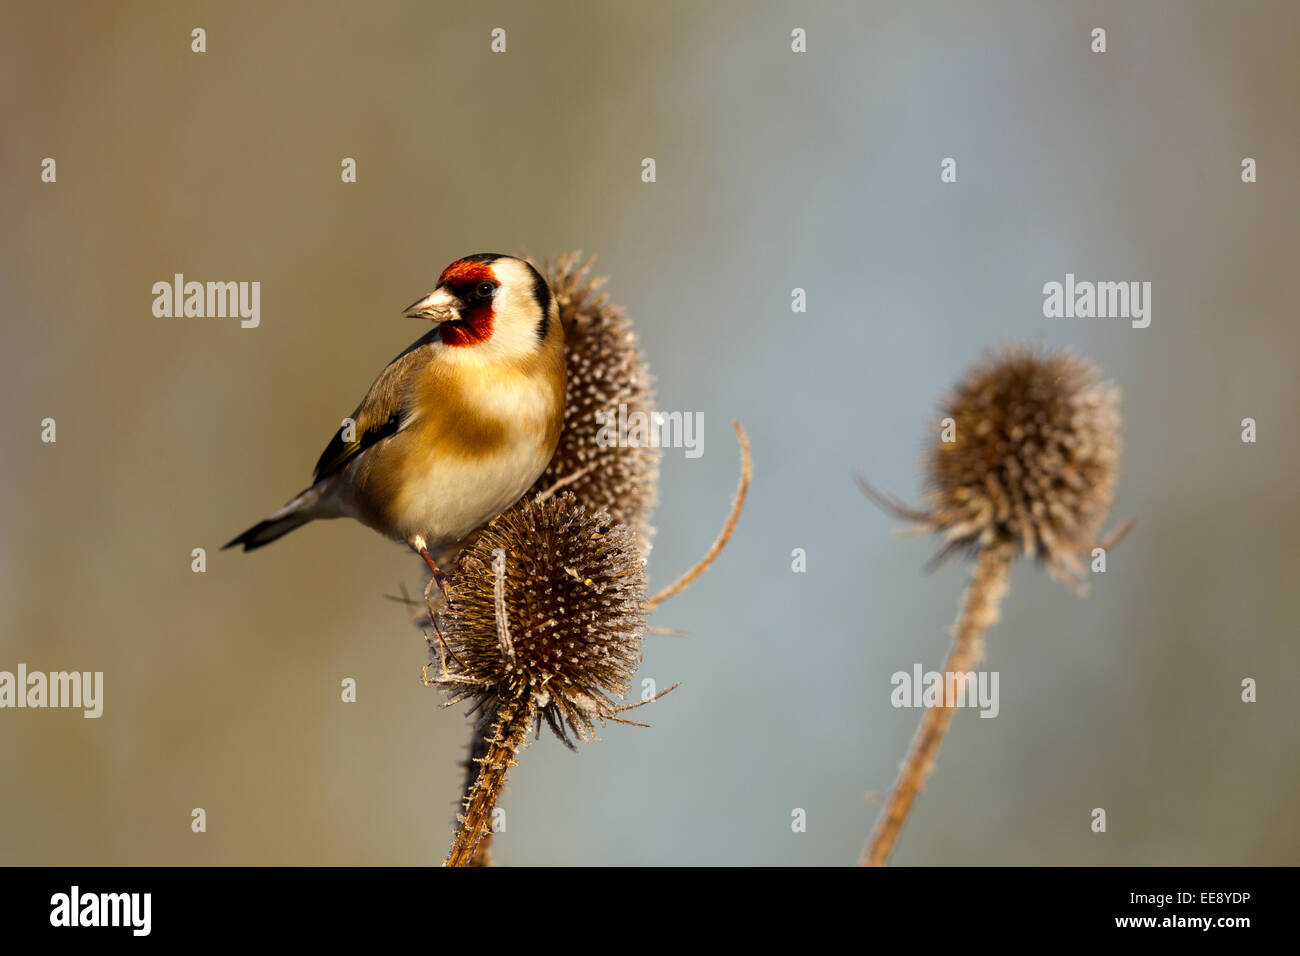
860, 544, 1013, 867
645, 421, 751, 610
533, 462, 598, 503
444, 552, 523, 867
445, 700, 534, 867
460, 726, 495, 866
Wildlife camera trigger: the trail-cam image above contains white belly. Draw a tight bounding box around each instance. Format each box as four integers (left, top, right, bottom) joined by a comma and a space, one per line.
392, 438, 550, 547
321, 345, 564, 552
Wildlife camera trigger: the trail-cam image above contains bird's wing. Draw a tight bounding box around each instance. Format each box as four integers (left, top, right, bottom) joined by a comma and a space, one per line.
312, 330, 439, 483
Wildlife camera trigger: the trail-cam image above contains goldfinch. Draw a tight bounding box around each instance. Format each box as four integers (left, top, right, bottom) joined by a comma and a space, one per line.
224, 253, 566, 591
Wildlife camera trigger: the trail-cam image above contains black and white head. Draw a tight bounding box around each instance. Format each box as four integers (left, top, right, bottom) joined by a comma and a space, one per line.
403, 253, 558, 361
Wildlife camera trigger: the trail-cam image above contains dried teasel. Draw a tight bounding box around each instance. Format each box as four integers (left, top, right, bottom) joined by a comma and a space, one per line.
427, 493, 668, 866
413, 253, 751, 866
429, 422, 750, 866
861, 345, 1125, 590
528, 253, 662, 551
434, 494, 649, 745
858, 345, 1129, 866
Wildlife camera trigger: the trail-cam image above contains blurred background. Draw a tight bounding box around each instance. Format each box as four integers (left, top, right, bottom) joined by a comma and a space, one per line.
1, 0, 1297, 866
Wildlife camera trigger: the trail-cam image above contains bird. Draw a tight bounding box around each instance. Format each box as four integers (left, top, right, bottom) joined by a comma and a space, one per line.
223, 253, 566, 595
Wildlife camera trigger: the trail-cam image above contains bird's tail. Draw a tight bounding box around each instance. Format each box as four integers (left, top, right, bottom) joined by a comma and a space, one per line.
223, 486, 323, 552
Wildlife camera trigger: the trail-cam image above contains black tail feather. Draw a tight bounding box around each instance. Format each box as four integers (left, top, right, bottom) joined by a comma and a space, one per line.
222, 514, 313, 552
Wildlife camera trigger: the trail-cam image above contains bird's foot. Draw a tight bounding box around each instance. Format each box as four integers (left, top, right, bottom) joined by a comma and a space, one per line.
418, 546, 453, 601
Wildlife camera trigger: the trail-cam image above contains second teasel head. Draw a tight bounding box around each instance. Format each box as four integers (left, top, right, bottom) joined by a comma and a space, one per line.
923, 346, 1121, 583
529, 253, 661, 553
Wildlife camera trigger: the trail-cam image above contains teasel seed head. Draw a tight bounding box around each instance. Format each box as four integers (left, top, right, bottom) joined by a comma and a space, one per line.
431, 492, 649, 748
922, 345, 1121, 584
528, 253, 662, 553
859, 347, 1125, 864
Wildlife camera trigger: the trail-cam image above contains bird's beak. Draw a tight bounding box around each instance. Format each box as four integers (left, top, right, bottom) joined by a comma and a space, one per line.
403, 287, 461, 323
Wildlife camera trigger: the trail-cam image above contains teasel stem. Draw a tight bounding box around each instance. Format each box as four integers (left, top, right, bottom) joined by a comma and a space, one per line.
445, 697, 535, 867
458, 722, 495, 866
860, 542, 1014, 866
443, 551, 534, 868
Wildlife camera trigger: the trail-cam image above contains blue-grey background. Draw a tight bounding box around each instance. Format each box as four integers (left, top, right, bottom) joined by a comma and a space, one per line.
1, 0, 1297, 865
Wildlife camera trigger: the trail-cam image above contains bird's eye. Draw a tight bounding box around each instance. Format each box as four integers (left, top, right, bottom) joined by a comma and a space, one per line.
476, 282, 496, 298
